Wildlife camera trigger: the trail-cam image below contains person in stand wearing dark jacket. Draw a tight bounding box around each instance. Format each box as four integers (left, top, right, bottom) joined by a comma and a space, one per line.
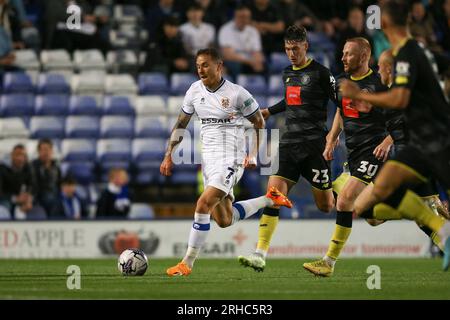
96, 168, 131, 218
31, 139, 62, 216
50, 176, 87, 220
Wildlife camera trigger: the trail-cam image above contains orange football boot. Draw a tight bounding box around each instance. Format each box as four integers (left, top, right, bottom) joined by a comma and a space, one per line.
166, 261, 192, 276
266, 186, 293, 208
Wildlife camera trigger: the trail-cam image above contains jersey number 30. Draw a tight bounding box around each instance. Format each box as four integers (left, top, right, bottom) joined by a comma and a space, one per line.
357, 161, 378, 177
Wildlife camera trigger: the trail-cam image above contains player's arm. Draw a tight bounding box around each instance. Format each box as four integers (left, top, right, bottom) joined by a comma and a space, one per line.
323, 109, 343, 160
160, 111, 192, 176
264, 99, 286, 118
245, 110, 265, 169
340, 81, 411, 109
373, 134, 393, 161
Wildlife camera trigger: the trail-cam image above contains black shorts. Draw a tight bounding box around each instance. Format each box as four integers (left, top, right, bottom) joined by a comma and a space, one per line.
348, 151, 384, 184
390, 144, 450, 192
273, 140, 332, 190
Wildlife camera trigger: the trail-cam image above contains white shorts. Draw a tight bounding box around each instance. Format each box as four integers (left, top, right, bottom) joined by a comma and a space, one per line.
202, 161, 244, 202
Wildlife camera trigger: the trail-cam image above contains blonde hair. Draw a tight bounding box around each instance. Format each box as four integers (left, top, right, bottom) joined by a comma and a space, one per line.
346, 37, 372, 60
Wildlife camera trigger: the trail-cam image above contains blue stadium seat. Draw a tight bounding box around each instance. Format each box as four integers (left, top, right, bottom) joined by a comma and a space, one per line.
30, 116, 65, 139
135, 116, 167, 138
99, 161, 131, 182
2, 72, 34, 93
35, 94, 69, 116
37, 73, 71, 94
171, 171, 198, 184
61, 161, 96, 185
0, 94, 34, 117
138, 72, 169, 95
103, 95, 135, 116
132, 138, 166, 162
128, 203, 155, 220
170, 73, 197, 95
61, 139, 96, 162
269, 52, 290, 74
254, 95, 267, 108
97, 139, 131, 162
69, 95, 101, 115
268, 74, 284, 96
100, 116, 134, 138
237, 74, 267, 95
65, 116, 100, 138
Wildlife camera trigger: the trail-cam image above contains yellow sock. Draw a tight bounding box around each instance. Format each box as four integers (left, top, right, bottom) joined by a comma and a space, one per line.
326, 225, 352, 260
373, 203, 403, 220
431, 230, 443, 251
332, 173, 350, 196
398, 190, 445, 232
256, 214, 279, 252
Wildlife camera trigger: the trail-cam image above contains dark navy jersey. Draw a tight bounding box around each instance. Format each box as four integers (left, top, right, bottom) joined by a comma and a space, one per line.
337, 70, 388, 159
385, 109, 407, 146
268, 59, 336, 144
392, 39, 450, 154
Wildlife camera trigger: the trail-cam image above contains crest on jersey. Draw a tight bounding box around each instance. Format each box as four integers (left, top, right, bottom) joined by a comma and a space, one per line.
221, 97, 230, 109
396, 61, 410, 76
200, 97, 205, 104
300, 74, 311, 85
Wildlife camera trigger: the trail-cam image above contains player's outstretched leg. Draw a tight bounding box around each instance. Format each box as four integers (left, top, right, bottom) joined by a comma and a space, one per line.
238, 185, 293, 272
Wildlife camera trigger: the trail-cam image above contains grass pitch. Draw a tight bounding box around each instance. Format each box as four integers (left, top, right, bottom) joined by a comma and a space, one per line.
0, 258, 449, 300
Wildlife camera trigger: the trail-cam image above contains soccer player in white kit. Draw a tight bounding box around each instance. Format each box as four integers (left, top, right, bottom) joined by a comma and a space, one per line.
160, 48, 292, 276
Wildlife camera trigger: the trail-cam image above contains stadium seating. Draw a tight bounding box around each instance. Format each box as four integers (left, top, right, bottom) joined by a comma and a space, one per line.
14, 49, 40, 71
69, 95, 102, 115
2, 72, 34, 93
269, 52, 290, 74
73, 49, 106, 72
40, 49, 73, 72
135, 96, 166, 116
134, 116, 167, 138
65, 116, 100, 138
113, 5, 144, 24
0, 118, 29, 139
237, 74, 267, 96
0, 94, 34, 116
107, 50, 138, 74
138, 72, 169, 95
128, 203, 155, 220
61, 161, 96, 185
37, 73, 71, 94
61, 139, 96, 162
97, 139, 131, 162
170, 73, 197, 95
29, 116, 65, 139
100, 116, 134, 138
35, 94, 69, 116
105, 74, 138, 95
103, 95, 135, 116
268, 74, 284, 96
71, 71, 106, 95
167, 96, 184, 116
132, 138, 166, 162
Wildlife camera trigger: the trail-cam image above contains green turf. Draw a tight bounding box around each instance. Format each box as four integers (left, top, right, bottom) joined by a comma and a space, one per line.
0, 258, 449, 299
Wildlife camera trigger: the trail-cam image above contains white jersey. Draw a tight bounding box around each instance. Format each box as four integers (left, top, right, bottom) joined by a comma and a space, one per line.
182, 78, 259, 165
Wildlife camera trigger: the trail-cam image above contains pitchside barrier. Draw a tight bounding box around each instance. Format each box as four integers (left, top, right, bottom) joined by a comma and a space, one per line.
0, 220, 430, 258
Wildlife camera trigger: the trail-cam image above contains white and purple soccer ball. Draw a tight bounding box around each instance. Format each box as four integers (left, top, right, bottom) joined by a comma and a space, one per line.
118, 248, 148, 276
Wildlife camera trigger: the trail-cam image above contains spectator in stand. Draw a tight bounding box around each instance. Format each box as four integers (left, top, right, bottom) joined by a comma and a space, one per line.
194, 0, 228, 30
41, 0, 110, 53
179, 3, 215, 58
146, 0, 183, 42
218, 4, 265, 79
409, 0, 441, 53
334, 6, 373, 73
31, 139, 62, 216
143, 16, 190, 75
50, 176, 86, 220
0, 0, 24, 77
96, 168, 131, 218
248, 0, 284, 55
0, 144, 34, 217
435, 0, 450, 54
279, 0, 321, 33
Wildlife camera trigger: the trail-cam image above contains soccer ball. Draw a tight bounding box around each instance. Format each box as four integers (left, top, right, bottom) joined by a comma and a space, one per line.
118, 248, 148, 276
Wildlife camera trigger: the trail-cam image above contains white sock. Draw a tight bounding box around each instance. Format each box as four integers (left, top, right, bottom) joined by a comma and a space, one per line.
230, 196, 273, 225
183, 212, 210, 268
323, 255, 336, 267
255, 248, 267, 259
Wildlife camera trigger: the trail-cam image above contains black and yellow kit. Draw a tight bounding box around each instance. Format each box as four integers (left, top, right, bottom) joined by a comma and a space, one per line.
337, 69, 387, 184
268, 59, 336, 190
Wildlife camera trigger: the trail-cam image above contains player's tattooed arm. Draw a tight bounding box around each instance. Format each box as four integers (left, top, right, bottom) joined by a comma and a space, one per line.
160, 111, 191, 176
245, 110, 265, 169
